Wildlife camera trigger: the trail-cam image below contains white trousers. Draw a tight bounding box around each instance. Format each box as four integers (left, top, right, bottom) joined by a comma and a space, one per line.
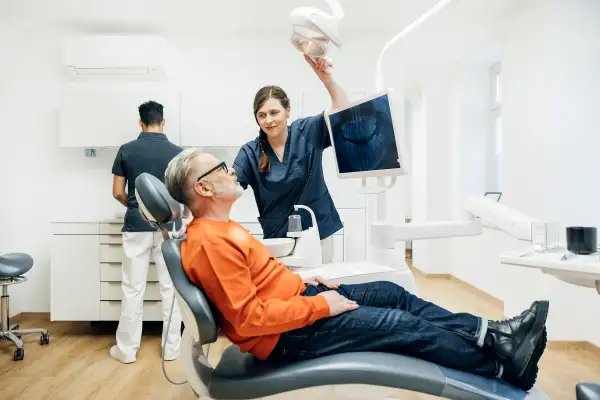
321, 235, 334, 264
115, 231, 182, 359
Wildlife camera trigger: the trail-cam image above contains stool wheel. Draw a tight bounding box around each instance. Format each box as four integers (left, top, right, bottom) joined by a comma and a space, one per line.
40, 333, 50, 345
14, 348, 24, 361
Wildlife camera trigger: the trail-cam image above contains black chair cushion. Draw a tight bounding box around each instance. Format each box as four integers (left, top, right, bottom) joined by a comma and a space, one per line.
0, 253, 33, 278
162, 238, 218, 344
577, 383, 600, 400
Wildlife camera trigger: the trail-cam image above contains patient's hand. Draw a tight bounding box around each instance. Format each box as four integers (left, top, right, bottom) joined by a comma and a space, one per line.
318, 291, 359, 317
303, 276, 339, 289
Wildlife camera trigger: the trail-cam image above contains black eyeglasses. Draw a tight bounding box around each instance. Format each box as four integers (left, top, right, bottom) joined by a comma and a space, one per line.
197, 161, 228, 182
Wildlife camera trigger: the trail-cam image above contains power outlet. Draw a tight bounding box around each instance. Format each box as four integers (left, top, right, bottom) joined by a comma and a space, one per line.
85, 149, 97, 157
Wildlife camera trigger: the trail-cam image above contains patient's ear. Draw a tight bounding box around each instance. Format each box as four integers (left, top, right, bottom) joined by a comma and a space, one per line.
195, 180, 214, 198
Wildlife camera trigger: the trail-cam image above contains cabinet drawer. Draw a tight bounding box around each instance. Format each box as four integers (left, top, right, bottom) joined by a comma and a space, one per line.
99, 223, 123, 235
100, 263, 158, 282
100, 301, 162, 321
99, 234, 122, 244
99, 244, 124, 263
100, 282, 162, 301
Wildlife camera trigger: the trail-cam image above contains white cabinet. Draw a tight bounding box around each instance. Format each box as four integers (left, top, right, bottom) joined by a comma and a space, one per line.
180, 88, 258, 147
50, 221, 164, 322
50, 215, 362, 322
180, 88, 303, 147
50, 224, 101, 321
59, 84, 181, 147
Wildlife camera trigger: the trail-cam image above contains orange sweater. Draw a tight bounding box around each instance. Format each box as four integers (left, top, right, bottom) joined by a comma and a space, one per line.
181, 218, 331, 360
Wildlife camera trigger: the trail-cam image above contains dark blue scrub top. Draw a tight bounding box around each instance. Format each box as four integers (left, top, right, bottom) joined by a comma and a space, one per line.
233, 113, 343, 240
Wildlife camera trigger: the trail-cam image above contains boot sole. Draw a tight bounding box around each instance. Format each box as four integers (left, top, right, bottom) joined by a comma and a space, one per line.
513, 300, 549, 378
518, 327, 547, 391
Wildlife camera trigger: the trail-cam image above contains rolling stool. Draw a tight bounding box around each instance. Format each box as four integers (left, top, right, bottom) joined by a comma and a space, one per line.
0, 253, 50, 360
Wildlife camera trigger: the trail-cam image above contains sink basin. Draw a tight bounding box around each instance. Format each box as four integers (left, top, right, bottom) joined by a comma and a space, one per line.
261, 238, 295, 257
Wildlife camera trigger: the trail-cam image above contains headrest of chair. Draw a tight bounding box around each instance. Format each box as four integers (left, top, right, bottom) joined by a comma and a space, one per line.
135, 173, 183, 226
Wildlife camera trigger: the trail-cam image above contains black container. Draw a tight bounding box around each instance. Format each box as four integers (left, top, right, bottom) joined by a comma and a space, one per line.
566, 226, 597, 255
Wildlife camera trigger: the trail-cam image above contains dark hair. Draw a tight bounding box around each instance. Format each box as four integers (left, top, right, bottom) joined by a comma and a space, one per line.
253, 86, 290, 173
138, 101, 164, 126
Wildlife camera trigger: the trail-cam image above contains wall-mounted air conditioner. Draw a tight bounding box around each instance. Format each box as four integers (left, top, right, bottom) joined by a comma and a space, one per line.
62, 35, 169, 79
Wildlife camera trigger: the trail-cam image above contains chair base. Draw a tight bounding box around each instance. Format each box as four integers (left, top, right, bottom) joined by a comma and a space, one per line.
1, 285, 50, 361
0, 327, 50, 360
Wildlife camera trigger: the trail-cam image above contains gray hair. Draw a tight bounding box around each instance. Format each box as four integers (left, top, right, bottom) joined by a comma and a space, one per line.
165, 148, 201, 206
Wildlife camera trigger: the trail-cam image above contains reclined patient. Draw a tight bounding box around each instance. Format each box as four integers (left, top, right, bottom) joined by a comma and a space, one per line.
164, 149, 549, 392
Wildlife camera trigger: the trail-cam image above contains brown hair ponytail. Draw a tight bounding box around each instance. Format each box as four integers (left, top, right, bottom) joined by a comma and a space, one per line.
253, 85, 290, 173
258, 130, 270, 173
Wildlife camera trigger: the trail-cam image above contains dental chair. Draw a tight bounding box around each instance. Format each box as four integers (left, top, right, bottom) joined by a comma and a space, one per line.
0, 253, 50, 360
577, 383, 600, 400
134, 172, 550, 400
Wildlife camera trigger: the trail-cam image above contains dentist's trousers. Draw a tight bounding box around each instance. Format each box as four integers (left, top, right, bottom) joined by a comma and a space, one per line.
115, 231, 182, 358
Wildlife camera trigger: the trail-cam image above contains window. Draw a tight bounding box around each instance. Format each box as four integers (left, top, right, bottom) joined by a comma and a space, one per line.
489, 62, 502, 193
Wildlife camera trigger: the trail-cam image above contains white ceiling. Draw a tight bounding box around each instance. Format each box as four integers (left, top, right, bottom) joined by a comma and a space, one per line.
9, 0, 442, 35
2, 0, 521, 89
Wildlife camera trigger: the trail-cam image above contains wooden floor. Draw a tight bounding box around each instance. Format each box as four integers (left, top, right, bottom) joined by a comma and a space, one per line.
2, 265, 600, 399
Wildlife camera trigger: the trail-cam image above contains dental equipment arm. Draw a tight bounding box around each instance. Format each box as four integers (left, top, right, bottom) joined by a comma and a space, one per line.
373, 195, 534, 249
375, 0, 455, 92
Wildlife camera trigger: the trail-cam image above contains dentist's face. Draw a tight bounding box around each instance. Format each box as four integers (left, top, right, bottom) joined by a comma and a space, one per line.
256, 98, 290, 138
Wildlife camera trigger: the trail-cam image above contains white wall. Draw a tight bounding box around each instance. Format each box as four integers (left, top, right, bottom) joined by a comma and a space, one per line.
0, 4, 405, 315
500, 0, 600, 346
411, 0, 600, 346
409, 39, 498, 274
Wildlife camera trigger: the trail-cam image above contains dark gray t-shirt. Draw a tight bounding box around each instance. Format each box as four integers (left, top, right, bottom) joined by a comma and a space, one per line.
112, 132, 183, 232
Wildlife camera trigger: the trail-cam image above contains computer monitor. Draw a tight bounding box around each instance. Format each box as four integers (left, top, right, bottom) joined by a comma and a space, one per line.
324, 89, 406, 179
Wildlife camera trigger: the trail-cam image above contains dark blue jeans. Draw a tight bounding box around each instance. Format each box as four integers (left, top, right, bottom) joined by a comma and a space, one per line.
268, 281, 500, 377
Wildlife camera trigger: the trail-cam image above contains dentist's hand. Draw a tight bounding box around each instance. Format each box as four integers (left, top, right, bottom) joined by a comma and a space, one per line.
303, 276, 339, 289
318, 291, 359, 317
304, 54, 333, 84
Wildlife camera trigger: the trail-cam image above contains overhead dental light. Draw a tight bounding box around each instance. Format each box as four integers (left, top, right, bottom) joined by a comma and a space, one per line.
289, 0, 344, 59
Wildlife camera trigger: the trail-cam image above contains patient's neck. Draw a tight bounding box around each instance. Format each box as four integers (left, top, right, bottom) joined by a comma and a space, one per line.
193, 200, 232, 222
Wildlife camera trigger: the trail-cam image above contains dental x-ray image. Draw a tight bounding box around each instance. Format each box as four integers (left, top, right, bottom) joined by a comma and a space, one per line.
327, 93, 401, 175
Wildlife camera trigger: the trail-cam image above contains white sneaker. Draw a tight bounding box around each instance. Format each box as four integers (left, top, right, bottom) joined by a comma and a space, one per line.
163, 349, 180, 361
110, 345, 136, 364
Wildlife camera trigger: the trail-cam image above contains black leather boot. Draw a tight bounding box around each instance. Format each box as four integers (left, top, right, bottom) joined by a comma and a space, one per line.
501, 327, 547, 391
484, 300, 549, 379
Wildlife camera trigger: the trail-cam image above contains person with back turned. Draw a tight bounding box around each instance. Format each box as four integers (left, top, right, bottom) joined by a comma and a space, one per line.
109, 100, 184, 364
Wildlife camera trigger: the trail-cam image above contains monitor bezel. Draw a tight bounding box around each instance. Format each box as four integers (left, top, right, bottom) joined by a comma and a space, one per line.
324, 88, 407, 180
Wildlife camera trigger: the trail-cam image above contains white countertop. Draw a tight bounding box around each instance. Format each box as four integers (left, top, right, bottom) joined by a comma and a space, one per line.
51, 216, 261, 224
500, 248, 600, 281
52, 217, 125, 224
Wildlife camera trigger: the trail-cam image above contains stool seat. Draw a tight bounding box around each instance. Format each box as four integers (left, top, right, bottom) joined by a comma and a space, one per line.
0, 253, 33, 278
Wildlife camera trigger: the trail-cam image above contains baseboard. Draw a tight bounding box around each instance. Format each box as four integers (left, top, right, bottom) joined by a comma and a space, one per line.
410, 264, 504, 308
409, 265, 452, 280
547, 341, 600, 356
10, 312, 50, 322
411, 264, 600, 358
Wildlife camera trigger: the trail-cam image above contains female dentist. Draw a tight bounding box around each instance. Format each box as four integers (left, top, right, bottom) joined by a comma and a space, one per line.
232, 55, 349, 263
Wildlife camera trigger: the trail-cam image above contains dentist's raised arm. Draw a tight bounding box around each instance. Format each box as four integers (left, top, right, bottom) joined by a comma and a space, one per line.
303, 54, 349, 113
